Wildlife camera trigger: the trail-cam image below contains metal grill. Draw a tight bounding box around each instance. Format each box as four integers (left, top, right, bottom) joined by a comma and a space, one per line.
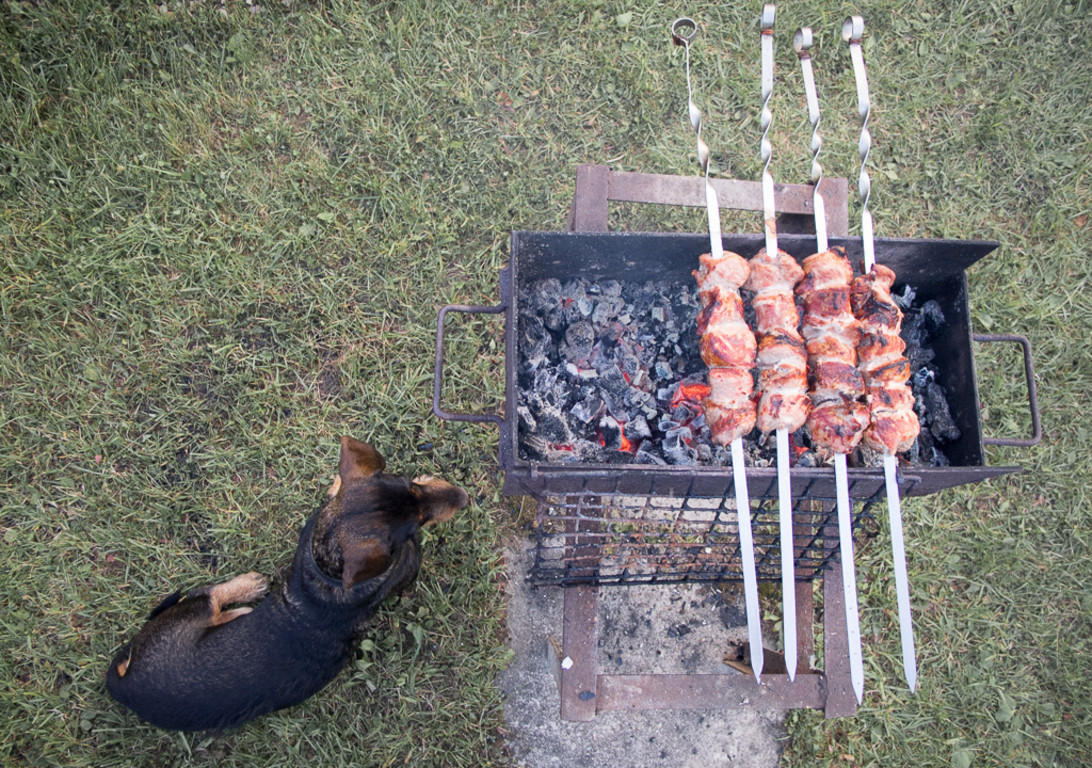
528, 480, 890, 586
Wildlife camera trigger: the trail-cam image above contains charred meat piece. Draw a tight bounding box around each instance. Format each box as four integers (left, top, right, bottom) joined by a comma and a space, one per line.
743, 248, 809, 434
851, 263, 921, 454
693, 251, 757, 445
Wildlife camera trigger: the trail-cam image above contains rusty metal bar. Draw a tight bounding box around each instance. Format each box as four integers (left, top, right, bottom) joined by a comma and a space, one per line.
559, 585, 600, 721
567, 165, 850, 237
821, 518, 858, 717
597, 672, 825, 711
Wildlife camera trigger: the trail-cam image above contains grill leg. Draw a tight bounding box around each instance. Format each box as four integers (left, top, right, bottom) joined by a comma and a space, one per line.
558, 585, 599, 721
822, 521, 859, 717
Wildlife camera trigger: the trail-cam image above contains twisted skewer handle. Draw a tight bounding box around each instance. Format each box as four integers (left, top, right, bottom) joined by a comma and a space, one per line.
843, 16, 875, 271
759, 5, 777, 255
673, 18, 723, 259
794, 27, 827, 252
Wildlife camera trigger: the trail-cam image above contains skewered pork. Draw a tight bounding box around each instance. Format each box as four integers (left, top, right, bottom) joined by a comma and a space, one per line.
796, 247, 870, 456
851, 263, 920, 454
744, 248, 810, 433
694, 251, 757, 445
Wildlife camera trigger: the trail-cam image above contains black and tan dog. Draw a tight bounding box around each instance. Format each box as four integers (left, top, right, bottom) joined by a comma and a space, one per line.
106, 436, 469, 731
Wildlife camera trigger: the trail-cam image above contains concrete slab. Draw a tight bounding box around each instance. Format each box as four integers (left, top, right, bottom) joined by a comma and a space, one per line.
498, 544, 785, 767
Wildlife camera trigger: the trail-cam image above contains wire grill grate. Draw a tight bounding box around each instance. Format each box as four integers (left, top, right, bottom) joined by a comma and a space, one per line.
528, 483, 885, 587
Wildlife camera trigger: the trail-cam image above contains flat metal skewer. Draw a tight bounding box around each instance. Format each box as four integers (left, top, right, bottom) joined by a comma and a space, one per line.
672, 16, 763, 682
835, 452, 865, 703
775, 427, 796, 680
796, 24, 864, 704
732, 437, 763, 682
758, 4, 795, 683
672, 18, 723, 261
844, 14, 918, 693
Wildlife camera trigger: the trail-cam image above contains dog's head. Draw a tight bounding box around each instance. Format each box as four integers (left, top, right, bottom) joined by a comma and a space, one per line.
312, 436, 469, 589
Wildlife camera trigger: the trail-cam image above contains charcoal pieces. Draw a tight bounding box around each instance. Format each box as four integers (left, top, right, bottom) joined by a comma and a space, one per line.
517, 274, 954, 469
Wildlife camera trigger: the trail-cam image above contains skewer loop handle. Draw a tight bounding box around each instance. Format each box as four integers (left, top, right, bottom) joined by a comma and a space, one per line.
671, 17, 698, 46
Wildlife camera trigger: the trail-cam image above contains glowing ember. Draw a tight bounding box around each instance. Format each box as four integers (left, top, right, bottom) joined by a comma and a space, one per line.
597, 416, 637, 453
670, 382, 710, 410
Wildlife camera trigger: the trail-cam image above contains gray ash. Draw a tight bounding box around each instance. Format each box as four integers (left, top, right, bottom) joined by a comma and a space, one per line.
518, 276, 956, 468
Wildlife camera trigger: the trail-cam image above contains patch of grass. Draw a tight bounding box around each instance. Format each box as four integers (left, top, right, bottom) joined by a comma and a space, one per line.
2, 0, 1090, 766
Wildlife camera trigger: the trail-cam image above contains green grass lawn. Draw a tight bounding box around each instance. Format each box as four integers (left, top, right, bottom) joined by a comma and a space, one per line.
2, 1, 1089, 766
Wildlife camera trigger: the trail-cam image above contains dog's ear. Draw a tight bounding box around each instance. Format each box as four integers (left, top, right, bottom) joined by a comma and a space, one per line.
412, 476, 471, 527
339, 436, 386, 482
339, 536, 391, 588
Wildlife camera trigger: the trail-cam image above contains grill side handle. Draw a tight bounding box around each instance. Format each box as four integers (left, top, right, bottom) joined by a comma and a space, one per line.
973, 333, 1042, 447
433, 302, 507, 425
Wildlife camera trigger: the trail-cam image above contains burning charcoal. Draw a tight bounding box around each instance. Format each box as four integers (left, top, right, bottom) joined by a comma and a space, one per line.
657, 415, 680, 433
520, 315, 554, 370
517, 405, 537, 434
592, 297, 622, 326
518, 273, 949, 470
856, 443, 885, 468
671, 402, 699, 424
662, 427, 697, 465
925, 381, 961, 442
634, 441, 667, 465
618, 354, 644, 387
601, 321, 624, 344
561, 321, 595, 363
535, 406, 572, 444
530, 278, 562, 313
564, 363, 599, 380
571, 396, 603, 425
598, 415, 625, 451
624, 415, 652, 442
532, 367, 563, 406
597, 366, 630, 411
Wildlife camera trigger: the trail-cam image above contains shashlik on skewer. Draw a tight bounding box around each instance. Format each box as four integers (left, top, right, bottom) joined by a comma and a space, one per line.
694, 250, 758, 445
746, 245, 808, 683
694, 246, 919, 461
851, 263, 920, 455
797, 243, 869, 704
744, 247, 810, 434
796, 247, 870, 457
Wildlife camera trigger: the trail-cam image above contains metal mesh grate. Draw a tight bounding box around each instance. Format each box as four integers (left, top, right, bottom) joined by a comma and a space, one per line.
527, 483, 885, 587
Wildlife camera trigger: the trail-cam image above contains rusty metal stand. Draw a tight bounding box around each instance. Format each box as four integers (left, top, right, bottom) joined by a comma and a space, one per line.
548, 164, 857, 720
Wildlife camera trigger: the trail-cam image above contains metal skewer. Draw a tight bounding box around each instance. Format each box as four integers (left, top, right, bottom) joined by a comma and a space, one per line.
775, 427, 796, 680
835, 452, 865, 704
672, 16, 763, 682
794, 27, 826, 253
672, 18, 723, 261
796, 25, 865, 704
757, 4, 797, 683
843, 14, 918, 693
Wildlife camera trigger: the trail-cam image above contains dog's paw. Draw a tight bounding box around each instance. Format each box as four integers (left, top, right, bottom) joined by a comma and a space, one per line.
236, 571, 270, 602
327, 475, 342, 498
212, 571, 270, 605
